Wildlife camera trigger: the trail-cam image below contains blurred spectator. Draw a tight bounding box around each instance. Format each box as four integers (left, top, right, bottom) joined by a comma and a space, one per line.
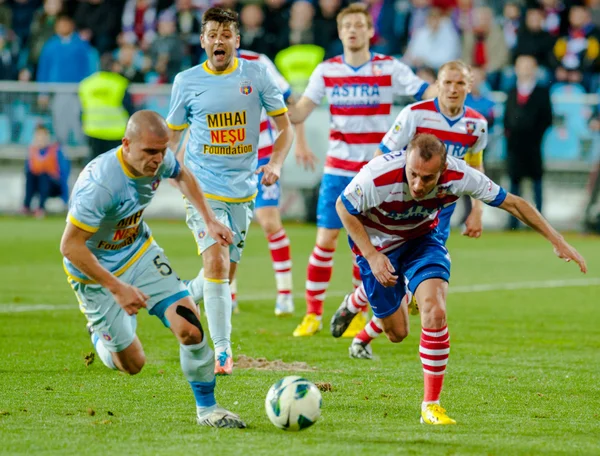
416, 65, 437, 84
263, 0, 291, 41
462, 6, 509, 88
122, 0, 157, 49
405, 7, 460, 70
23, 0, 62, 77
0, 24, 18, 79
22, 124, 70, 218
282, 0, 315, 47
37, 14, 92, 145
79, 55, 132, 161
112, 41, 147, 82
11, 0, 41, 47
513, 7, 556, 68
239, 3, 274, 57
74, 0, 122, 55
465, 65, 495, 127
540, 0, 567, 36
149, 9, 184, 83
502, 2, 521, 50
0, 0, 12, 31
313, 0, 342, 58
363, 0, 399, 54
591, 0, 600, 28
405, 0, 431, 38
173, 0, 202, 65
450, 0, 474, 34
503, 55, 553, 230
552, 4, 600, 91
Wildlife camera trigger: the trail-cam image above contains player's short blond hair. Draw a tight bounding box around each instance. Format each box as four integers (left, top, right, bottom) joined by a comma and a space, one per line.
438, 60, 472, 78
336, 3, 373, 29
408, 134, 447, 167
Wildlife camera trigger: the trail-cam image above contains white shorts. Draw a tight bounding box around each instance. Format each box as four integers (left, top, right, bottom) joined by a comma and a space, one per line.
185, 198, 254, 263
69, 242, 188, 352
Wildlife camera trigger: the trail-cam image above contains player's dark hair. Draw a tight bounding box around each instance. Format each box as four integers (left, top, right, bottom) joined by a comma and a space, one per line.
408, 134, 447, 166
202, 7, 239, 34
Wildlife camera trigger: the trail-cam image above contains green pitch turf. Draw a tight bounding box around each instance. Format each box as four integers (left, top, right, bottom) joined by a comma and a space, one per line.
1, 217, 599, 455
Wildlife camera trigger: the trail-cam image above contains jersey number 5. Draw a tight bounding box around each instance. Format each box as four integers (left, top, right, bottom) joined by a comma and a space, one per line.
153, 255, 173, 276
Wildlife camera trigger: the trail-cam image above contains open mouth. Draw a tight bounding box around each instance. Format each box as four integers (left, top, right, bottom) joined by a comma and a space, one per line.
214, 49, 226, 57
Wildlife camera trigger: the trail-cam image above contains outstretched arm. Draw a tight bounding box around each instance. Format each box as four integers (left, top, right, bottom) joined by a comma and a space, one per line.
171, 165, 233, 246
286, 96, 318, 124
499, 193, 587, 272
256, 113, 294, 186
463, 162, 485, 238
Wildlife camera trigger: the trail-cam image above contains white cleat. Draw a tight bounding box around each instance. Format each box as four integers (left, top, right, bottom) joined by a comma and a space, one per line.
197, 406, 246, 428
274, 294, 294, 317
348, 341, 373, 360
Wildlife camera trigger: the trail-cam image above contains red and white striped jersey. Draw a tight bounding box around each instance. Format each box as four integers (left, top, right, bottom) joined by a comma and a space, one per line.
238, 50, 292, 160
340, 152, 506, 254
303, 53, 428, 177
380, 99, 488, 167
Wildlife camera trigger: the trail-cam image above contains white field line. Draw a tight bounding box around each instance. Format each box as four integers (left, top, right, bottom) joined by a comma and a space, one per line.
0, 278, 599, 313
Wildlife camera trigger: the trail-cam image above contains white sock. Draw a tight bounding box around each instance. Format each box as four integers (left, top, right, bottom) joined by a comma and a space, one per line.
203, 278, 232, 352
187, 268, 205, 303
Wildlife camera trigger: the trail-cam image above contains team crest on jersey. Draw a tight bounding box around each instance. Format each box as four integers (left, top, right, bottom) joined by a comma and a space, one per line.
240, 80, 253, 95
198, 230, 206, 239
372, 64, 383, 76
465, 121, 477, 135
151, 178, 161, 191
102, 332, 112, 342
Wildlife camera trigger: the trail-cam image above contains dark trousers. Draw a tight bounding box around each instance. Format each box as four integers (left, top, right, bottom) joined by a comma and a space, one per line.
87, 136, 122, 162
24, 171, 61, 211
507, 177, 543, 230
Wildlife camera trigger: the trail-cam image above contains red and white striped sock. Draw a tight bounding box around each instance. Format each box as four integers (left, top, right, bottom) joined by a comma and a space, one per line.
420, 325, 450, 404
267, 229, 292, 296
353, 316, 383, 344
347, 283, 369, 313
305, 245, 334, 316
352, 255, 362, 289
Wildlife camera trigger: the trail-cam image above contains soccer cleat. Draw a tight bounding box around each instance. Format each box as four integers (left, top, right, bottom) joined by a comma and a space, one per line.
330, 294, 358, 338
275, 293, 294, 317
420, 404, 456, 425
408, 294, 420, 316
232, 297, 240, 314
197, 406, 246, 428
292, 313, 322, 337
341, 311, 368, 338
214, 348, 233, 375
348, 341, 373, 360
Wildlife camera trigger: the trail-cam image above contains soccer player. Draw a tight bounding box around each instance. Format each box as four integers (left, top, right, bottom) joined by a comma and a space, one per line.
166, 8, 294, 375
287, 3, 436, 338
60, 111, 246, 428
336, 133, 586, 424
332, 60, 488, 359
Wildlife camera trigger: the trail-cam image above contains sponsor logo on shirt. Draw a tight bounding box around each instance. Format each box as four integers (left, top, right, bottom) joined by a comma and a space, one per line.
204, 110, 252, 155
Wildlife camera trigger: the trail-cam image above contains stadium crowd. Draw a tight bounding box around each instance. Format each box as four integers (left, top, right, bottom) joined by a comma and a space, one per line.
0, 0, 598, 91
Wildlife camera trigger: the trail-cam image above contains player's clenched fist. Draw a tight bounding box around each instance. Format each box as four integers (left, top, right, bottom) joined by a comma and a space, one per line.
206, 219, 234, 246
112, 283, 149, 315
256, 162, 281, 186
366, 252, 398, 287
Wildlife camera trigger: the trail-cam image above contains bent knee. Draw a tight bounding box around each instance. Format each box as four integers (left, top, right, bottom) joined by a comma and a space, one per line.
177, 325, 203, 345
385, 327, 409, 343
122, 356, 146, 375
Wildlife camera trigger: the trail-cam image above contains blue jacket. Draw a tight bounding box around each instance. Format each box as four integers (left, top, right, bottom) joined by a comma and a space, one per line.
37, 34, 93, 83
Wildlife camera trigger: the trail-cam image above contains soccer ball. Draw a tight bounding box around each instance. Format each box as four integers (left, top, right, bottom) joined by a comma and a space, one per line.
265, 376, 322, 431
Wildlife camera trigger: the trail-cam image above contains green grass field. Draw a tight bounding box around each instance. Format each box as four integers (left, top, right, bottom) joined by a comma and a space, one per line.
1, 216, 599, 455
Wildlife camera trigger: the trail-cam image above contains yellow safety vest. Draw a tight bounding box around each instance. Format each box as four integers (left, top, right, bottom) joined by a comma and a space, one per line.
79, 72, 129, 140
275, 45, 325, 94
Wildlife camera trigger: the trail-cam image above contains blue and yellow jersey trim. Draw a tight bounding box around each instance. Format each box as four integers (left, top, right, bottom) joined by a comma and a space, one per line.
116, 147, 145, 179
63, 235, 154, 284
202, 58, 239, 76
168, 122, 189, 131
267, 107, 288, 117
204, 191, 258, 203
69, 214, 99, 233
464, 150, 483, 167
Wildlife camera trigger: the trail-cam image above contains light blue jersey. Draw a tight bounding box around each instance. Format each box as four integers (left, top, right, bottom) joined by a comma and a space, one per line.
166, 58, 287, 203
64, 147, 181, 282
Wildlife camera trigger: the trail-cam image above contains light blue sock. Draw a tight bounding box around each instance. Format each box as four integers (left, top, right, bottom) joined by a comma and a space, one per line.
186, 268, 205, 303
91, 333, 116, 370
203, 279, 232, 352
180, 338, 217, 412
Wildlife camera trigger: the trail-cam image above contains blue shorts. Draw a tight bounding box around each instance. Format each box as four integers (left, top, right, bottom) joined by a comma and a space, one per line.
436, 203, 456, 244
356, 231, 451, 319
256, 158, 281, 209
316, 174, 353, 229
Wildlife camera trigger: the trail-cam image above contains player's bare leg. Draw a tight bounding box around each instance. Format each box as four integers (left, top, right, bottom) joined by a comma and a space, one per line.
202, 243, 234, 375
293, 227, 339, 336
414, 278, 455, 425
256, 206, 294, 316
165, 297, 245, 428
109, 337, 146, 374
